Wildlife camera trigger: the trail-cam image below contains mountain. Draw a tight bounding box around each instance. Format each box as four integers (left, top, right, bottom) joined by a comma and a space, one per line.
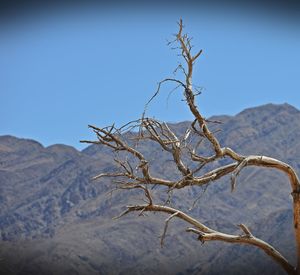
0, 103, 299, 275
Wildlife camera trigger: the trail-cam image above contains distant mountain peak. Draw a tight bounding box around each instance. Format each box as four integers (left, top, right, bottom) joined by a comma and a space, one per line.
236, 103, 299, 119
0, 135, 44, 152
46, 144, 79, 153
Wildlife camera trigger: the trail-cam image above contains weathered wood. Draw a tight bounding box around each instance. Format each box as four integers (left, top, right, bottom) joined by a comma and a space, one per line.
81, 19, 300, 275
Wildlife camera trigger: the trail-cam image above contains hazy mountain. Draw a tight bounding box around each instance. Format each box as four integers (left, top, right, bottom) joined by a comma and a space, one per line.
0, 103, 299, 275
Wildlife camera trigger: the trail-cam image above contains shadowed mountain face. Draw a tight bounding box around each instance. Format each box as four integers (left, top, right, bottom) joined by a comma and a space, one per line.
0, 103, 299, 275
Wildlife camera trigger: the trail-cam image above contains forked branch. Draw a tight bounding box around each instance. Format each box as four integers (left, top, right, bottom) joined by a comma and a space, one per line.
82, 19, 300, 274
115, 203, 295, 274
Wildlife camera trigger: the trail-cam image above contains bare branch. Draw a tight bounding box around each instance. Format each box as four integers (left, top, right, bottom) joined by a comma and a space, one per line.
186, 227, 295, 275
121, 204, 213, 233
143, 78, 186, 118
231, 157, 249, 191
115, 202, 295, 274
161, 211, 179, 247
192, 49, 203, 62
119, 184, 153, 205
229, 155, 300, 192
82, 19, 300, 274
175, 19, 223, 157
92, 172, 128, 181
238, 223, 253, 237
112, 208, 131, 220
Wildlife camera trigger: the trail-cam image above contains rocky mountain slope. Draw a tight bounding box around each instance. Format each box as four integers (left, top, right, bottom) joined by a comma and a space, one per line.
0, 103, 299, 274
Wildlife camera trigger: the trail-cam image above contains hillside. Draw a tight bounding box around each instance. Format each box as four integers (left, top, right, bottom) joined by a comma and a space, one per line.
0, 103, 299, 274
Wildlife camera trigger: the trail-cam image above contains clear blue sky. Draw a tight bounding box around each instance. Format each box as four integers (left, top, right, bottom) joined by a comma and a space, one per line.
1, 2, 299, 149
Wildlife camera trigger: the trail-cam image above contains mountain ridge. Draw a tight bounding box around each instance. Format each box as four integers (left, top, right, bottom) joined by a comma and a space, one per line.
2, 102, 298, 152
0, 102, 299, 274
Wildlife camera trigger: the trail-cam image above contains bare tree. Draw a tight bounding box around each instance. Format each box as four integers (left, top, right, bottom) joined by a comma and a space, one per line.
81, 19, 300, 275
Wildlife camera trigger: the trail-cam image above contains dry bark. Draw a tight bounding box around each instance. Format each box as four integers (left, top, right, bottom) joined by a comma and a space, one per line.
81, 19, 300, 274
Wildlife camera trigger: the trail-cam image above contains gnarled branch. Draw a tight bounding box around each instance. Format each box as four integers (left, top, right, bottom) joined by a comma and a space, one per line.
82, 19, 300, 275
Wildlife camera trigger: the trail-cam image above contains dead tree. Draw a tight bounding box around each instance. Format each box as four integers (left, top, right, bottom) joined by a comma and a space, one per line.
81, 19, 300, 275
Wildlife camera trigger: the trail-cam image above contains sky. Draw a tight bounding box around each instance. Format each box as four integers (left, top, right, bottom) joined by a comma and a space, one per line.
1, 1, 300, 149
